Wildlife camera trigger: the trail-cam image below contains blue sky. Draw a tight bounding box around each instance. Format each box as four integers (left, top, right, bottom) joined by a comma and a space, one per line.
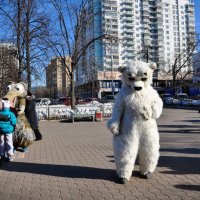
194, 0, 200, 34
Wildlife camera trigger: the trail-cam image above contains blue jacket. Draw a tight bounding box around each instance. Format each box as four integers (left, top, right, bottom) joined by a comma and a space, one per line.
0, 108, 17, 134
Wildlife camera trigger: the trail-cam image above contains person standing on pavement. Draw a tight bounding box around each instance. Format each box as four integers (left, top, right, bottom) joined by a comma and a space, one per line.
0, 99, 17, 161
25, 92, 42, 141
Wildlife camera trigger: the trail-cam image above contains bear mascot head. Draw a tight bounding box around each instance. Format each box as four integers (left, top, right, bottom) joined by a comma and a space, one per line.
118, 61, 157, 91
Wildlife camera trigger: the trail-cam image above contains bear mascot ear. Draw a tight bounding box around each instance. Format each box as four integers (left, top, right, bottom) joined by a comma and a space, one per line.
8, 81, 16, 85
149, 63, 157, 70
19, 82, 28, 92
118, 65, 126, 73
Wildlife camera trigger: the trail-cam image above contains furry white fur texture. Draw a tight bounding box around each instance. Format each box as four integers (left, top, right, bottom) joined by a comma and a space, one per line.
107, 61, 163, 181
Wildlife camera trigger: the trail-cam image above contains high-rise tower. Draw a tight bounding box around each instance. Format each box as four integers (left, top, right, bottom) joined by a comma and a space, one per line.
76, 0, 195, 98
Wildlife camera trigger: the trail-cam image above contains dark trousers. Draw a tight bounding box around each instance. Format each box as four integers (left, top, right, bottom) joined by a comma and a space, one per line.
34, 129, 42, 140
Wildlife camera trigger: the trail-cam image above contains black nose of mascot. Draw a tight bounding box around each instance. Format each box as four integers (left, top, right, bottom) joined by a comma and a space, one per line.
134, 87, 142, 91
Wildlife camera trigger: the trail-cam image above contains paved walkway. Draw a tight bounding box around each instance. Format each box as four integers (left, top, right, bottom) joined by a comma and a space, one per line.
0, 108, 200, 200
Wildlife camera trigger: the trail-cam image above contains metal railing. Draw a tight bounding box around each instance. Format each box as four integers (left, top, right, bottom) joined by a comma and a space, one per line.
36, 103, 114, 120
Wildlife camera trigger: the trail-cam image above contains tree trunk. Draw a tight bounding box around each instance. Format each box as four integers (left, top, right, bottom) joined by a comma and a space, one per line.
172, 64, 176, 96
70, 63, 76, 110
17, 0, 23, 81
25, 0, 31, 91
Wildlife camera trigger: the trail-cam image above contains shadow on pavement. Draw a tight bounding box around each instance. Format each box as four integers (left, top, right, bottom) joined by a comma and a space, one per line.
158, 155, 200, 175
160, 148, 200, 154
181, 119, 200, 123
158, 124, 200, 134
59, 119, 73, 123
175, 184, 200, 192
159, 129, 200, 134
0, 162, 118, 182
158, 125, 199, 128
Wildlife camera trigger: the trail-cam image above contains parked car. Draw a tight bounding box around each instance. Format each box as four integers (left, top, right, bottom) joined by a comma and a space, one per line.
100, 95, 116, 103
56, 97, 71, 106
161, 93, 172, 104
49, 98, 57, 105
176, 93, 188, 99
164, 97, 174, 105
85, 97, 99, 104
181, 99, 193, 106
192, 99, 200, 106
35, 98, 51, 106
172, 98, 182, 105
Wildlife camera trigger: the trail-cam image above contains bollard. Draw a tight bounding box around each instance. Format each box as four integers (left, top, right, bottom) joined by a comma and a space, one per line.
95, 110, 102, 121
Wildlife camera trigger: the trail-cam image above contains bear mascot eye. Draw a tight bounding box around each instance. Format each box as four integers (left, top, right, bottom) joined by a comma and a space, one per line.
14, 84, 25, 93
6, 85, 12, 91
129, 77, 135, 81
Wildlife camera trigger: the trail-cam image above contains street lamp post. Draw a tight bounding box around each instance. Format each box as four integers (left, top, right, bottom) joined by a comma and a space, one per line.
141, 46, 149, 63
109, 39, 115, 96
110, 48, 114, 96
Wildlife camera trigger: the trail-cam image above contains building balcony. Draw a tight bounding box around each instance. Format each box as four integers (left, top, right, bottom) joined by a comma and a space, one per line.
121, 27, 133, 32
157, 37, 163, 42
122, 23, 134, 28
121, 17, 134, 22
187, 5, 194, 12
188, 23, 195, 27
149, 14, 156, 19
120, 7, 133, 12
121, 4, 133, 9
122, 44, 134, 50
123, 47, 134, 52
143, 18, 149, 23
122, 34, 133, 38
157, 8, 162, 13
144, 30, 150, 35
121, 10, 133, 16
143, 24, 150, 29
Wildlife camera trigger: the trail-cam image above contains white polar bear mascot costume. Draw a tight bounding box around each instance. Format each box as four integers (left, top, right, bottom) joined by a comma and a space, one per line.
107, 61, 163, 184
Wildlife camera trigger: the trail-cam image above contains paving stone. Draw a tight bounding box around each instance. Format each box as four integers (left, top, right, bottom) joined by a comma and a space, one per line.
0, 108, 199, 199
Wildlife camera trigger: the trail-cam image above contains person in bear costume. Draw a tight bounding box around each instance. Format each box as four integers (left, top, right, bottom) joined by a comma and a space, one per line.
107, 61, 163, 184
3, 82, 35, 151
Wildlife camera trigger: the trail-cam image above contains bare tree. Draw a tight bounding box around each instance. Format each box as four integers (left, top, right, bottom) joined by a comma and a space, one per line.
0, 43, 19, 95
159, 33, 200, 95
0, 0, 51, 90
0, 0, 25, 81
23, 0, 50, 90
47, 0, 117, 109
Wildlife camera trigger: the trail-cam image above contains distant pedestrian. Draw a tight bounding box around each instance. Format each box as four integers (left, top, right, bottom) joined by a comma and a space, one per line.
25, 92, 42, 141
0, 99, 17, 161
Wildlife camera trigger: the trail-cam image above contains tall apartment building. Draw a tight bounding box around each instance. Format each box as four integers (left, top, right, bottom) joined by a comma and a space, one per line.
76, 0, 195, 98
46, 57, 71, 98
192, 52, 200, 83
0, 43, 18, 95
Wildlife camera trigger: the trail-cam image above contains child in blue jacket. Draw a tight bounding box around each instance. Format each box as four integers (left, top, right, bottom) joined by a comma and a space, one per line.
0, 99, 17, 161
